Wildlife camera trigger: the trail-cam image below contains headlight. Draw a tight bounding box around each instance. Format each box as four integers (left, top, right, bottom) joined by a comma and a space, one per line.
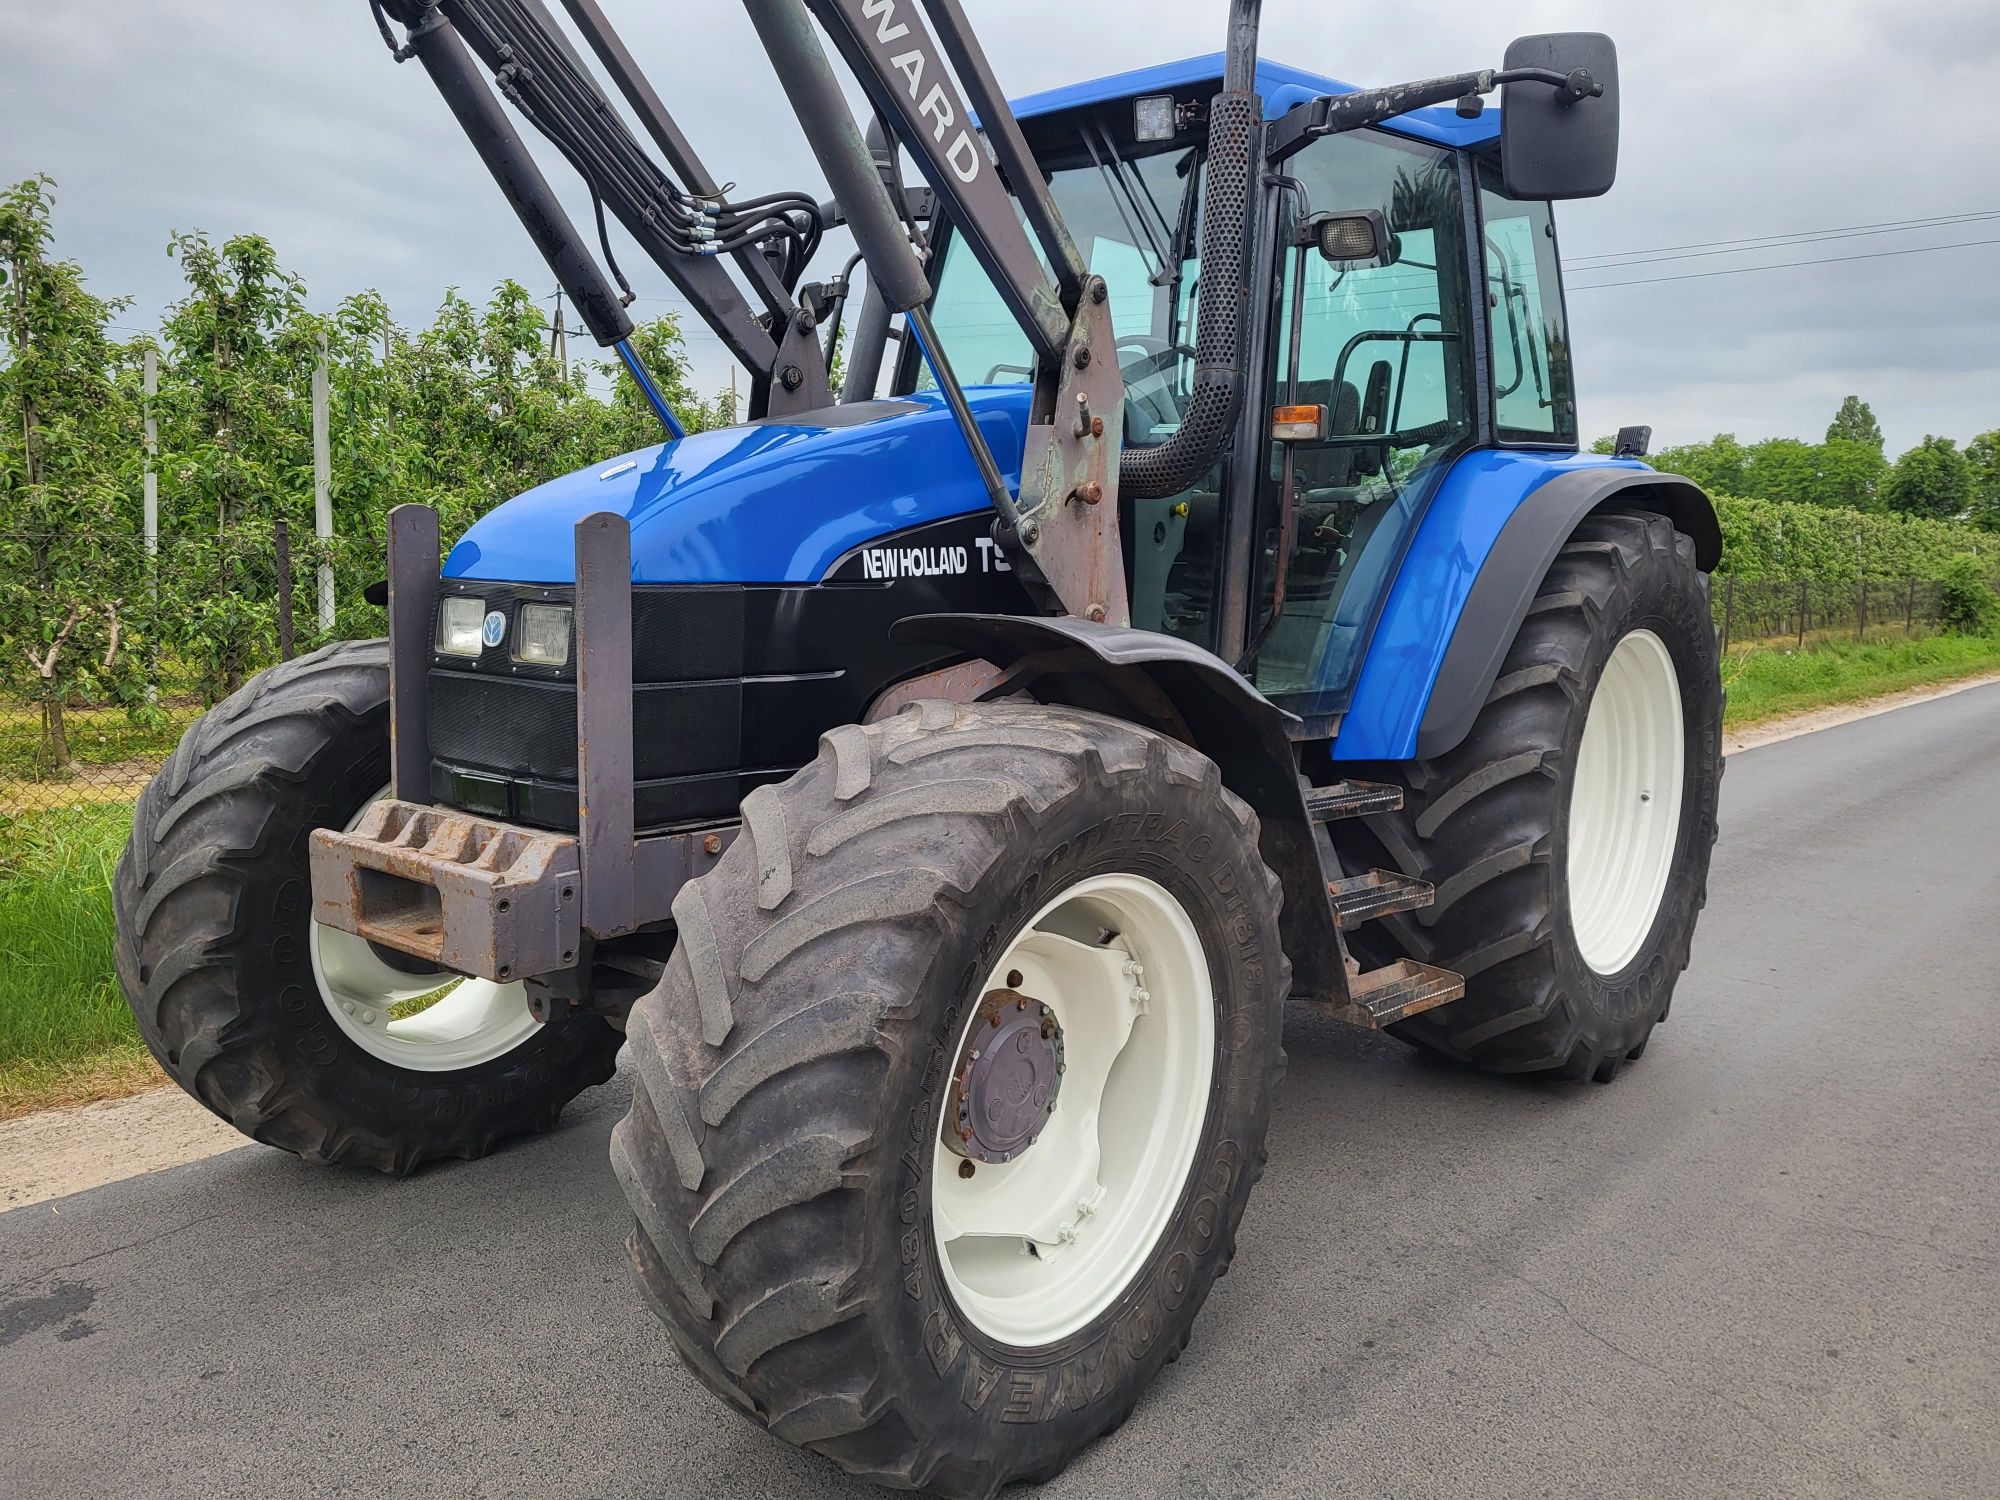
515, 602, 571, 666
436, 595, 487, 657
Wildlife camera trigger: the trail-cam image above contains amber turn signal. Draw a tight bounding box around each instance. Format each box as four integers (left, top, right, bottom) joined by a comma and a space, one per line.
1270, 403, 1329, 443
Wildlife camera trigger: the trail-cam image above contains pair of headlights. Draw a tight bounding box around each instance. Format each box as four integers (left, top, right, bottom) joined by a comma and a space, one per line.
435, 596, 572, 667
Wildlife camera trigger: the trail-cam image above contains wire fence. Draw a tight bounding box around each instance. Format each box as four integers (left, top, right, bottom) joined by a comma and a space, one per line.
0, 541, 1989, 825
1711, 575, 1972, 653
1, 525, 380, 819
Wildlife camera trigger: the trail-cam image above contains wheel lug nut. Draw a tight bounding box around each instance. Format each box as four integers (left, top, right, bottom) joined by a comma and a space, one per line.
958, 1159, 975, 1179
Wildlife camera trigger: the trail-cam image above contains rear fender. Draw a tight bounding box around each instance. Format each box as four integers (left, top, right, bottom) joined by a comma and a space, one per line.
890, 613, 1345, 1003
1336, 458, 1720, 763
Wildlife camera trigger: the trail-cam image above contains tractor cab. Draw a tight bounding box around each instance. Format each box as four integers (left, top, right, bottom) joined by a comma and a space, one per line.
906, 56, 1582, 721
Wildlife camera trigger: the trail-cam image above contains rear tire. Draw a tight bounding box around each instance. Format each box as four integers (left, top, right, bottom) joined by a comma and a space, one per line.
112, 640, 621, 1173
1332, 509, 1722, 1078
613, 701, 1288, 1497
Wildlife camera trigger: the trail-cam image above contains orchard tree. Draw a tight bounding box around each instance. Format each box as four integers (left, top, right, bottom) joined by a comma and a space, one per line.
158, 230, 310, 535
1741, 438, 1820, 506
0, 175, 141, 775
157, 230, 313, 694
1825, 395, 1883, 451
1968, 429, 2000, 532
1816, 437, 1889, 512
1883, 434, 1973, 522
1651, 433, 1749, 496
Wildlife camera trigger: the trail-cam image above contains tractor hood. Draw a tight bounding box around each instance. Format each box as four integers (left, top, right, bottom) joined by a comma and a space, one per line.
442, 388, 1033, 585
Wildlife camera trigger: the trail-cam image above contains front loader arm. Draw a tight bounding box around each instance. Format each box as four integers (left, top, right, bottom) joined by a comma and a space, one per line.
376, 0, 830, 416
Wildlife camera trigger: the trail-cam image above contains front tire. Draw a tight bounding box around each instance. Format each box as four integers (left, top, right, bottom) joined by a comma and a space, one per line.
613, 701, 1288, 1497
112, 640, 622, 1173
1333, 509, 1723, 1079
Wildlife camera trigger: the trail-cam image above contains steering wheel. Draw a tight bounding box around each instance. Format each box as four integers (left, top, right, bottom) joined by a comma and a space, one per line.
1115, 334, 1199, 381
1114, 336, 1200, 439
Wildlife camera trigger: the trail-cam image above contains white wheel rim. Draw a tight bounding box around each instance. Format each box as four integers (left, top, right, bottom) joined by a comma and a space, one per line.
931, 873, 1215, 1347
306, 790, 538, 1071
1567, 629, 1686, 976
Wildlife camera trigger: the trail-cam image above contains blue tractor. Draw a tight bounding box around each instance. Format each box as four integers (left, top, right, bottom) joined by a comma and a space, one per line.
113, 1, 1722, 1492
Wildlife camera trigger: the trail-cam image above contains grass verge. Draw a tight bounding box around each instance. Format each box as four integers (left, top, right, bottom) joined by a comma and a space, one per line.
1721, 631, 2000, 727
0, 803, 159, 1122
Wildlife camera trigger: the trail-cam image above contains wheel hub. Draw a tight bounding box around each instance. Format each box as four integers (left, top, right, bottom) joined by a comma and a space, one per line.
943, 991, 1064, 1163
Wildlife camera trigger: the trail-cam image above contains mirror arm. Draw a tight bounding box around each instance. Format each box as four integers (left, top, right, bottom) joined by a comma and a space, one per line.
1268, 63, 1603, 164
1491, 65, 1604, 103
1269, 70, 1491, 162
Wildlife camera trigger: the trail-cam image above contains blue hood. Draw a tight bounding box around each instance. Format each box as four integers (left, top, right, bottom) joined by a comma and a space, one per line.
443, 387, 1033, 585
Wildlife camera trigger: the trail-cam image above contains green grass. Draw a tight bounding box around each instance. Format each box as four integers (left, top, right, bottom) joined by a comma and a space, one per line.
0, 698, 193, 781
0, 803, 157, 1119
1722, 631, 2000, 727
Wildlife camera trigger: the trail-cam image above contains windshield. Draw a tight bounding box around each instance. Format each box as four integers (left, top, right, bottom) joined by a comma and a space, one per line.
919, 142, 1201, 444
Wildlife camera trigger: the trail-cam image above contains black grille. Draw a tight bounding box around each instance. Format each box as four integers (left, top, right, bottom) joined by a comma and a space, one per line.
424, 511, 1036, 833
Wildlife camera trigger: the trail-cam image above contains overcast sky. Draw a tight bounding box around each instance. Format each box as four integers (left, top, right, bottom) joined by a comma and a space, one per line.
5, 0, 1998, 453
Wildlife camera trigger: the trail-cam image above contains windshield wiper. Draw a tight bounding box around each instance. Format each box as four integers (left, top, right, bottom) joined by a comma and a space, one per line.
1081, 120, 1173, 284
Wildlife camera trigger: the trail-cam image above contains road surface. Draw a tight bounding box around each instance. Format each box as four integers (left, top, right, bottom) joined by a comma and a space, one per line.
6, 683, 1997, 1499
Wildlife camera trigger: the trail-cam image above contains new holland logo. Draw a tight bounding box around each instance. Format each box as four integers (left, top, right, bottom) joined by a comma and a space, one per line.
481, 610, 507, 649
860, 544, 967, 580
857, 536, 1013, 580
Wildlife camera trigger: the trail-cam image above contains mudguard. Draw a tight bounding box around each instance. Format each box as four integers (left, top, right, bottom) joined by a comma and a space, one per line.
1335, 457, 1720, 763
891, 612, 1348, 1004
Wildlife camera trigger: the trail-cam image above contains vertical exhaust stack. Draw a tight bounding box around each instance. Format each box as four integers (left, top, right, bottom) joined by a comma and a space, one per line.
1121, 0, 1263, 499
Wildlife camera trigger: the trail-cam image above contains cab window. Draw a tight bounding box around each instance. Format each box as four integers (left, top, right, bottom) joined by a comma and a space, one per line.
1479, 165, 1577, 445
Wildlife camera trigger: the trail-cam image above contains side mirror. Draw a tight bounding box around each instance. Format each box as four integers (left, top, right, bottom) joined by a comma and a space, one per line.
1500, 33, 1619, 200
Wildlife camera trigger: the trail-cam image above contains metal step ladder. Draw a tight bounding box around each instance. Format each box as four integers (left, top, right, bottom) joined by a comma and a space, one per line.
1304, 779, 1465, 1029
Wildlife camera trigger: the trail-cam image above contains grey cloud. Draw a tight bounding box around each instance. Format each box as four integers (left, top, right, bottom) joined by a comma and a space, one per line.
3, 0, 1996, 450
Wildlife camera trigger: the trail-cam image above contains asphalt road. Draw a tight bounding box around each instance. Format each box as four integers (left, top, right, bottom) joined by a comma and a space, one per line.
6, 684, 1998, 1500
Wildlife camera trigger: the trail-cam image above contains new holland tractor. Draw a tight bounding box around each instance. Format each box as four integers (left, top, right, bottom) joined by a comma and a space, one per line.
111, 1, 1722, 1492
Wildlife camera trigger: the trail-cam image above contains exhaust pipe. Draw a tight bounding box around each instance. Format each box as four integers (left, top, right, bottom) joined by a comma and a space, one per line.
1121, 0, 1262, 499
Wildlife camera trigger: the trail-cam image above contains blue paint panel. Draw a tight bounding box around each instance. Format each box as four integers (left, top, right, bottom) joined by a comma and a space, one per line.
1008, 54, 1501, 148
1333, 450, 1648, 762
443, 389, 1030, 585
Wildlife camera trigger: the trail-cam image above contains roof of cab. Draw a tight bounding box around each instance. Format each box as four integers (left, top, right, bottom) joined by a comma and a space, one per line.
1009, 53, 1499, 150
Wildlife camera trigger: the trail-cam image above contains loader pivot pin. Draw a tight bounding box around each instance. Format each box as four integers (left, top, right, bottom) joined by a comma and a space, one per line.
943, 990, 1065, 1163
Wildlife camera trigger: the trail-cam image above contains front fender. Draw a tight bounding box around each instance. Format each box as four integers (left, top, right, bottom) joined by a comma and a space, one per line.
1335, 453, 1720, 763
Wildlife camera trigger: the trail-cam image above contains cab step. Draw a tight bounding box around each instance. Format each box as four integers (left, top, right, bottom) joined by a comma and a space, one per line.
1303, 778, 1403, 822
1333, 959, 1465, 1029
1327, 869, 1434, 929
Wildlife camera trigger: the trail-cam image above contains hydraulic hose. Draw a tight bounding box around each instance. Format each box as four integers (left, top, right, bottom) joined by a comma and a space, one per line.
1121, 0, 1263, 499
615, 339, 686, 440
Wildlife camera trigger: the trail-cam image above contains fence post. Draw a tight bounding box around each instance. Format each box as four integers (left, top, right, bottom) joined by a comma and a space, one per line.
1797, 578, 1808, 649
1906, 580, 1916, 636
1721, 575, 1735, 653
1857, 578, 1867, 641
313, 334, 335, 633
143, 347, 158, 598
274, 519, 295, 661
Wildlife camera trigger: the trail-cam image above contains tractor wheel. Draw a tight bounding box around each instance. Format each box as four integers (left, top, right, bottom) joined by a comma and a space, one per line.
1333, 508, 1722, 1080
112, 639, 621, 1173
612, 700, 1287, 1497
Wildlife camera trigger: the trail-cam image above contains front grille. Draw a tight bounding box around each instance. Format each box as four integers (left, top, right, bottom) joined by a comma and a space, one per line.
423, 512, 1036, 833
